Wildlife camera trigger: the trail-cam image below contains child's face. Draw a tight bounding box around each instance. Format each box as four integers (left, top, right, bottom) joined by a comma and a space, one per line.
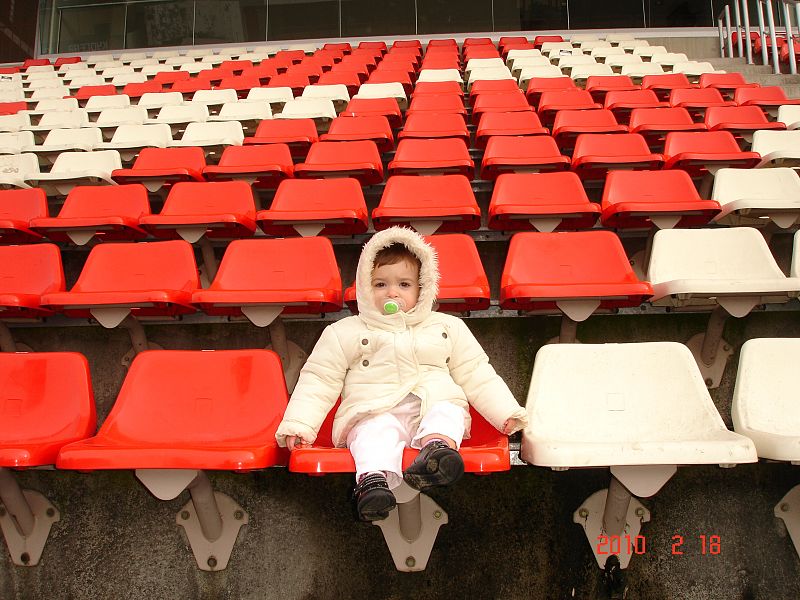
371, 259, 420, 313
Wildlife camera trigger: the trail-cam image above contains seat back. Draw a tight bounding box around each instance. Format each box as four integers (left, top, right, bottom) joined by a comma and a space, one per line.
0, 243, 65, 318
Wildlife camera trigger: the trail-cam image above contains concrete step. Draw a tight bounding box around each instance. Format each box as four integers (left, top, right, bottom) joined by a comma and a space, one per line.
703, 57, 775, 74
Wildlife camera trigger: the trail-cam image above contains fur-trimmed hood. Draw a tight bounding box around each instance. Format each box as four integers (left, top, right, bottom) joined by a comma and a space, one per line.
355, 227, 439, 330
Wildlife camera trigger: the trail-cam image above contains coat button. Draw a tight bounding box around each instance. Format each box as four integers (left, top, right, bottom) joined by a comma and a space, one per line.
442, 332, 448, 339
361, 339, 368, 345
362, 359, 369, 367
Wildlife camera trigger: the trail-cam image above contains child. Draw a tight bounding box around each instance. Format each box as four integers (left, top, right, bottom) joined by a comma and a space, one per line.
276, 227, 527, 521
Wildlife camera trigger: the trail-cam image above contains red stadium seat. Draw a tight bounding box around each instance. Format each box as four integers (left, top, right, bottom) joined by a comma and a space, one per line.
340, 97, 403, 128
54, 56, 82, 68
321, 115, 395, 152
257, 177, 368, 237
202, 144, 294, 189
30, 184, 150, 244
604, 89, 669, 123
552, 109, 628, 150
406, 94, 467, 119
533, 35, 564, 49
122, 81, 163, 98
663, 131, 760, 177
475, 111, 548, 149
112, 146, 206, 191
0, 101, 28, 115
628, 107, 706, 148
41, 240, 198, 324
217, 75, 263, 99
372, 174, 480, 235
0, 244, 64, 319
139, 180, 256, 240
192, 237, 342, 319
499, 230, 653, 318
243, 118, 319, 159
641, 73, 695, 101
0, 188, 48, 244
601, 169, 721, 229
388, 138, 474, 178
23, 59, 51, 69
366, 69, 413, 95
734, 86, 800, 117
152, 70, 191, 87
469, 78, 518, 104
488, 172, 601, 232
343, 233, 490, 314
571, 133, 664, 183
267, 73, 310, 96
537, 89, 601, 126
669, 87, 736, 121
412, 81, 465, 98
317, 70, 361, 96
481, 136, 570, 180
704, 105, 786, 139
470, 91, 532, 125
294, 140, 383, 186
524, 76, 577, 108
585, 75, 640, 103
397, 112, 469, 145
698, 72, 759, 99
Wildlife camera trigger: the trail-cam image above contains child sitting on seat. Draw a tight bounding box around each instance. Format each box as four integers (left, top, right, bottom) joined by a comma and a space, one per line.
276, 226, 527, 521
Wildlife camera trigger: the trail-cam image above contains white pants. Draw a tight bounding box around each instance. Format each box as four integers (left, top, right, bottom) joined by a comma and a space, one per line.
346, 394, 468, 490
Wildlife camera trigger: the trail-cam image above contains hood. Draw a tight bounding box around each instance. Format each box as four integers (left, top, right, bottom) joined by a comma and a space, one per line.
355, 227, 439, 330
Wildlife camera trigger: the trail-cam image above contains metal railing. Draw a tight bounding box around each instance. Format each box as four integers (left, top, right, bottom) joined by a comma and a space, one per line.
718, 0, 800, 74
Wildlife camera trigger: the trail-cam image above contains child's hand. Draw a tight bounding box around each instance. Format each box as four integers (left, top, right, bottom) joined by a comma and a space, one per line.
286, 435, 307, 451
502, 419, 520, 435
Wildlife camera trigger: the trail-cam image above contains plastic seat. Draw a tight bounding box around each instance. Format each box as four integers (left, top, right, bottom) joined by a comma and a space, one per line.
203, 144, 293, 190
111, 146, 206, 192
481, 136, 570, 180
171, 121, 244, 162
619, 62, 665, 84
571, 133, 664, 183
205, 101, 271, 136
468, 79, 517, 104
474, 111, 548, 149
151, 103, 209, 137
95, 105, 148, 140
0, 112, 30, 132
584, 75, 639, 103
641, 73, 695, 101
372, 174, 479, 235
523, 76, 575, 107
294, 140, 383, 186
0, 243, 65, 318
137, 91, 184, 116
552, 109, 628, 150
41, 240, 198, 326
139, 181, 256, 241
663, 131, 760, 178
388, 138, 474, 179
243, 118, 318, 159
0, 153, 40, 189
72, 84, 117, 105
521, 340, 756, 567
192, 237, 342, 323
704, 105, 785, 141
29, 184, 148, 245
189, 88, 238, 113
0, 187, 47, 243
603, 89, 668, 124
732, 338, 800, 461
672, 61, 724, 82
352, 82, 408, 111
650, 52, 689, 69
98, 123, 173, 163
27, 150, 120, 196
698, 73, 759, 101
668, 87, 736, 121
537, 89, 601, 126
628, 107, 706, 148
470, 91, 531, 126
406, 93, 466, 120
301, 84, 350, 112
244, 86, 294, 111
601, 169, 721, 229
256, 178, 367, 237
500, 230, 652, 319
605, 54, 645, 74
340, 97, 402, 128
342, 233, 490, 314
26, 108, 90, 139
556, 54, 597, 76
488, 172, 600, 232
276, 98, 337, 132
397, 113, 469, 145
711, 167, 800, 227
320, 115, 393, 153
752, 130, 800, 168
55, 348, 288, 569
647, 227, 800, 313
83, 94, 131, 119
0, 130, 34, 155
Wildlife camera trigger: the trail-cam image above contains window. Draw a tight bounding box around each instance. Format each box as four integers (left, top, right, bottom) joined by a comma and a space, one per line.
417, 0, 493, 34
58, 4, 125, 53
341, 0, 415, 37
268, 0, 339, 41
195, 0, 267, 45
125, 0, 194, 48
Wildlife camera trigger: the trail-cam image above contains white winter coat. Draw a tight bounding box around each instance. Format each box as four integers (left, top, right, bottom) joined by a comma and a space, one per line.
275, 227, 528, 448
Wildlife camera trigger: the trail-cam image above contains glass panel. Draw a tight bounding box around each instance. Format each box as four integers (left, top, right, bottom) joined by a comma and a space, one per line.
493, 0, 569, 32
268, 0, 339, 41
341, 0, 415, 37
57, 4, 126, 53
568, 0, 645, 29
647, 0, 713, 27
417, 0, 493, 34
195, 0, 267, 45
125, 0, 194, 48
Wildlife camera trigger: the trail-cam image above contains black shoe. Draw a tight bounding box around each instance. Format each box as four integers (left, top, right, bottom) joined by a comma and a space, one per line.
403, 440, 464, 491
352, 472, 396, 522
